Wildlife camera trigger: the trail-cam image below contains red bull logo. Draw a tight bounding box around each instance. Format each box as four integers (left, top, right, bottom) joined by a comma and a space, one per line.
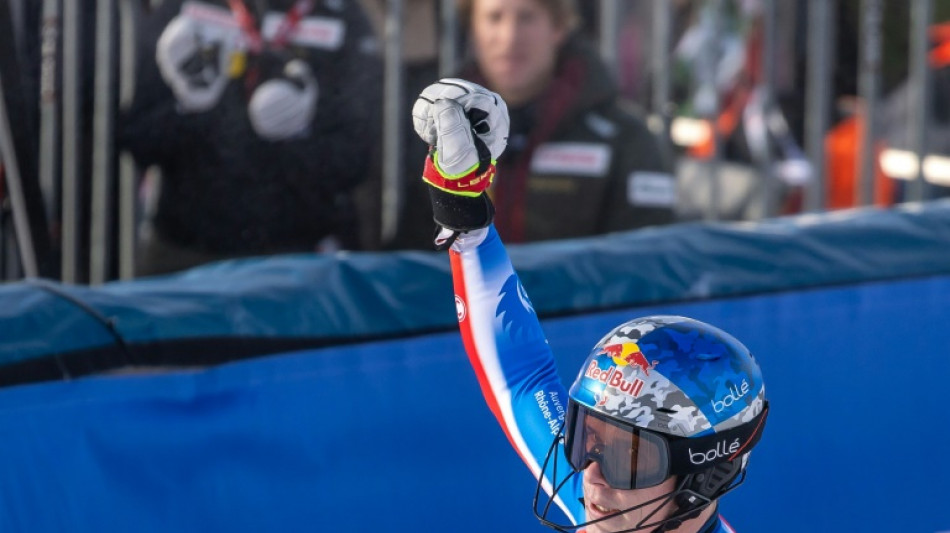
585, 360, 645, 399
601, 342, 658, 376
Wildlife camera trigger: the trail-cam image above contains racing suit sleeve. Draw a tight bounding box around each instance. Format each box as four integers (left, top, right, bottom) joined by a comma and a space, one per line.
448, 225, 585, 525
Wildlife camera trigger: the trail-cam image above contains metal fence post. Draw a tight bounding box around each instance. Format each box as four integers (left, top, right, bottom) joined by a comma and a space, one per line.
117, 0, 140, 280
907, 0, 933, 202
439, 0, 457, 77
804, 0, 835, 212
380, 0, 404, 245
650, 0, 672, 148
857, 0, 883, 206
61, 0, 83, 283
699, 0, 724, 222
0, 72, 39, 277
599, 0, 621, 80
90, 0, 118, 284
40, 0, 62, 226
758, 0, 778, 218
0, 0, 53, 279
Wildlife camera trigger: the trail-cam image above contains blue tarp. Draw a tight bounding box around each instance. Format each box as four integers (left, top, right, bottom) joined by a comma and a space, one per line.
1, 201, 949, 532
2, 200, 950, 372
0, 274, 947, 532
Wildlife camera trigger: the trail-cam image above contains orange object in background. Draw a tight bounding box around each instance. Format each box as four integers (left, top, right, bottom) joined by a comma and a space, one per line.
824, 114, 895, 209
931, 22, 950, 68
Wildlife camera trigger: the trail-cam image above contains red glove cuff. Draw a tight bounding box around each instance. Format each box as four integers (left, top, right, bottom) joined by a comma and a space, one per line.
422, 155, 495, 196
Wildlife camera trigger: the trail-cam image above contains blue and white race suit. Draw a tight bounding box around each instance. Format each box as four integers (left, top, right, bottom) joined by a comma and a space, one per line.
448, 226, 737, 533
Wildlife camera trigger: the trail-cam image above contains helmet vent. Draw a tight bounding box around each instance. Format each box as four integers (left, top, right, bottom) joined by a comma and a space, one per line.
656, 407, 678, 414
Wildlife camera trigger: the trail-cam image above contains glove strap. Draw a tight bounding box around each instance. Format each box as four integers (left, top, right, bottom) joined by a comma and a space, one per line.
427, 187, 494, 234
422, 152, 496, 198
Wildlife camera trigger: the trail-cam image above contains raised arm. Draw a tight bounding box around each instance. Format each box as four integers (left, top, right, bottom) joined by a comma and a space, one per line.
411, 79, 584, 524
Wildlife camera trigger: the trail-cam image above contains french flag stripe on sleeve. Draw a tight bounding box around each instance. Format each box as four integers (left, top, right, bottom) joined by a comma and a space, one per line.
451, 248, 535, 468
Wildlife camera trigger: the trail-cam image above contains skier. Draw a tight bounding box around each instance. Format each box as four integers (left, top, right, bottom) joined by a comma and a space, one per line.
411, 78, 769, 533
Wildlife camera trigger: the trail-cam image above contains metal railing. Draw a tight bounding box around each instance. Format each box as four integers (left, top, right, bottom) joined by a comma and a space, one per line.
0, 0, 945, 284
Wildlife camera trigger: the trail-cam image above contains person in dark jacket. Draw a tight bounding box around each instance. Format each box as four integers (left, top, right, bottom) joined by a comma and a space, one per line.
372, 0, 674, 249
120, 0, 382, 275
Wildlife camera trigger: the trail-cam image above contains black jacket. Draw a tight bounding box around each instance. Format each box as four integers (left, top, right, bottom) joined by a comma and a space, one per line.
120, 0, 382, 255
375, 35, 674, 249
483, 37, 675, 242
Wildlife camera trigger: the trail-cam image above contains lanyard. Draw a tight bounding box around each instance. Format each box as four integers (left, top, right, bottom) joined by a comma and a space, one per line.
226, 0, 316, 54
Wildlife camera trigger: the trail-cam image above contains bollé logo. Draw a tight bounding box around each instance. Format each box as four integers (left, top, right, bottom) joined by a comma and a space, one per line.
711, 379, 750, 413
689, 438, 741, 465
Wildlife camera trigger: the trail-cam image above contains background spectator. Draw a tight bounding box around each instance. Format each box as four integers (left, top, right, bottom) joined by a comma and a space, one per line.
369, 0, 675, 249
459, 0, 676, 244
120, 0, 382, 275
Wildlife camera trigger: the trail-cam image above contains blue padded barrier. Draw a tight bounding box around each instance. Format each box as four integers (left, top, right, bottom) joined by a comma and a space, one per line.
1, 201, 950, 531
0, 274, 947, 532
2, 200, 950, 377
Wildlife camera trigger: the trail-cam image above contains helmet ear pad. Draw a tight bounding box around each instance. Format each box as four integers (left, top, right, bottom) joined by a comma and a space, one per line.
651, 461, 743, 532
674, 459, 743, 514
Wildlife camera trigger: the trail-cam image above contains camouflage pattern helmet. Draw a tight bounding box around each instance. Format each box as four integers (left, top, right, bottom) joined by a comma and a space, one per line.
568, 315, 766, 439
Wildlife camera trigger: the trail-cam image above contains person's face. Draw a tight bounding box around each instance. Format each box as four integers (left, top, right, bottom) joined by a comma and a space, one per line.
469, 0, 568, 106
579, 416, 679, 533
583, 465, 679, 533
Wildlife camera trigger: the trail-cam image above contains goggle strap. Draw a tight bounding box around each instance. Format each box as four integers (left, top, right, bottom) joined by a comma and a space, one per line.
668, 401, 770, 476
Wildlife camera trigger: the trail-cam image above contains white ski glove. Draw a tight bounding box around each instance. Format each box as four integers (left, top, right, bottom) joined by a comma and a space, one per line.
410, 78, 509, 236
411, 78, 509, 193
156, 14, 235, 113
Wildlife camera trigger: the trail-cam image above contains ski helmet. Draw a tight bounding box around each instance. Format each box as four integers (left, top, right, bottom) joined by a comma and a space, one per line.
535, 315, 769, 532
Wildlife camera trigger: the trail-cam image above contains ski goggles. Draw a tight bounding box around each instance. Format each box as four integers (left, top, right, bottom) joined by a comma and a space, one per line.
564, 401, 769, 490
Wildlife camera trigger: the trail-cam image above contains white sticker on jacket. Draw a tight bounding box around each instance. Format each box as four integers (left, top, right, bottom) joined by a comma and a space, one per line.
262, 14, 345, 51
530, 143, 611, 177
179, 3, 344, 51
627, 172, 676, 206
182, 1, 239, 29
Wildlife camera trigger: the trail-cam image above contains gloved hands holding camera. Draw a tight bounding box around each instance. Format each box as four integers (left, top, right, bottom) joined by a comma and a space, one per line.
156, 14, 237, 113
412, 78, 509, 235
156, 12, 318, 141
